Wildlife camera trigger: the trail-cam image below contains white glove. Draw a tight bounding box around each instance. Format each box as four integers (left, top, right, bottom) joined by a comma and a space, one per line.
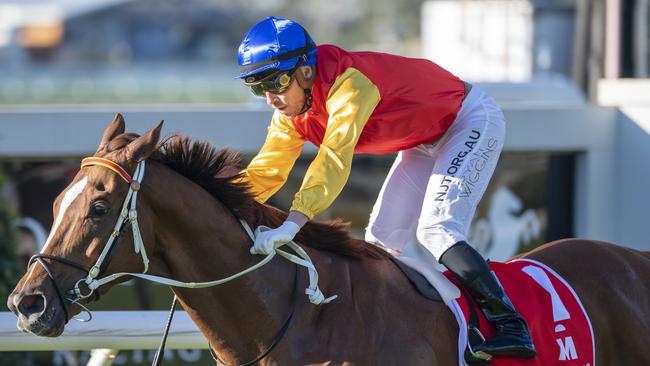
250, 221, 301, 255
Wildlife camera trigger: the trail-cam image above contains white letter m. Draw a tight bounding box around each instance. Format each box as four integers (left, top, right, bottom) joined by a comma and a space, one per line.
557, 336, 578, 360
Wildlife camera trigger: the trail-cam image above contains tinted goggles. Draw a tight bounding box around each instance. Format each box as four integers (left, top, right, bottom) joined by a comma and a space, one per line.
244, 59, 303, 97
246, 71, 294, 96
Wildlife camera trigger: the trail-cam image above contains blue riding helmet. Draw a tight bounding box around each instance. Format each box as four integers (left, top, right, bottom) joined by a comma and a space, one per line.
238, 16, 317, 82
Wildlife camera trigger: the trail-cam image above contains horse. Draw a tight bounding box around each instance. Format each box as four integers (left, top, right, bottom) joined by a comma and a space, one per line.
7, 114, 650, 365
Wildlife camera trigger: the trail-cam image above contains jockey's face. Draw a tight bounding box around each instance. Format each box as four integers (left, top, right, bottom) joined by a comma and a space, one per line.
264, 65, 311, 117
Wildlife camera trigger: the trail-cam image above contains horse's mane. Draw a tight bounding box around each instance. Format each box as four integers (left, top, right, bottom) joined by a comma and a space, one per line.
133, 134, 389, 260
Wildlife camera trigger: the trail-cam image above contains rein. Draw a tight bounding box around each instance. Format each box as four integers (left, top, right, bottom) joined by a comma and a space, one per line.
30, 156, 336, 364
155, 263, 300, 366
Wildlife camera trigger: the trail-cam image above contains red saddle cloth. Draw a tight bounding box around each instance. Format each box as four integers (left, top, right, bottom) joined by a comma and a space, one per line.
445, 259, 595, 366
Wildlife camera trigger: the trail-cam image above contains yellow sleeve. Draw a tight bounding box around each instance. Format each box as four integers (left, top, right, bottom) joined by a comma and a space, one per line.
290, 68, 381, 219
240, 111, 305, 203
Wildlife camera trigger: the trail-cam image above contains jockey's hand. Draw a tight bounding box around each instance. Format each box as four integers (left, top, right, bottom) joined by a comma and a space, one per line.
251, 220, 301, 255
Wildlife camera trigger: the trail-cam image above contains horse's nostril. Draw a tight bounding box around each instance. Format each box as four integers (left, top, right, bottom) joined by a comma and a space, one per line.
6, 294, 17, 314
17, 294, 46, 317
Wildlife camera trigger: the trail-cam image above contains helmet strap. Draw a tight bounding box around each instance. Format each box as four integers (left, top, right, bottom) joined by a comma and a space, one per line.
295, 63, 314, 115
298, 88, 313, 115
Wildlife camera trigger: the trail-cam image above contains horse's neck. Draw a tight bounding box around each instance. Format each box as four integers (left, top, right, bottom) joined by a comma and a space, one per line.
144, 164, 456, 364
145, 164, 297, 363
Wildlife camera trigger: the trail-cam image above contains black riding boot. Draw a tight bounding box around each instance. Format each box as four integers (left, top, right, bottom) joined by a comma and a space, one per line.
440, 241, 537, 359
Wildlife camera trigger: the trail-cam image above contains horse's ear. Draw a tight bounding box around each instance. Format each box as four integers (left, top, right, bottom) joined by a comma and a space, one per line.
125, 120, 164, 162
97, 113, 126, 153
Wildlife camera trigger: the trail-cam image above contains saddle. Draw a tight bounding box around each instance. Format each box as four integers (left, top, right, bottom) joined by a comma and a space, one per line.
389, 256, 443, 302
389, 244, 595, 366
390, 255, 488, 365
381, 237, 460, 304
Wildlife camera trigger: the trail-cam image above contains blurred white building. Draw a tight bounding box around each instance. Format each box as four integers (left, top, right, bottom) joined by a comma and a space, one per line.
420, 0, 650, 253
422, 0, 533, 82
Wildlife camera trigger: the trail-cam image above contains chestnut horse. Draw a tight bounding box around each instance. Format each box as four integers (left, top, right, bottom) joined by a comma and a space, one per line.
7, 115, 650, 365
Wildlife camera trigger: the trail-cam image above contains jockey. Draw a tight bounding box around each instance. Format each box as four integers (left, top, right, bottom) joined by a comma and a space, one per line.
237, 16, 536, 359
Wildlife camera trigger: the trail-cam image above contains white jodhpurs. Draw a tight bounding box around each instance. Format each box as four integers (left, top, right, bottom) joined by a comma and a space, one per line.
365, 85, 505, 260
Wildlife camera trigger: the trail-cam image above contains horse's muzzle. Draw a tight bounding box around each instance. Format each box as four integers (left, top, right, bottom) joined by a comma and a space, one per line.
7, 290, 65, 337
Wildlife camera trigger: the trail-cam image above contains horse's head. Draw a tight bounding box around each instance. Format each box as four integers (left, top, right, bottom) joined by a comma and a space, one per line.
7, 114, 163, 337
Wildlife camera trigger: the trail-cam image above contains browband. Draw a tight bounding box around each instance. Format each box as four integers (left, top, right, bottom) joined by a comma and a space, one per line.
81, 157, 133, 184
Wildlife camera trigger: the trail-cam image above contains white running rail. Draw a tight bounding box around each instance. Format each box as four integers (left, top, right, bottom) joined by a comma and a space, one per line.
0, 311, 207, 351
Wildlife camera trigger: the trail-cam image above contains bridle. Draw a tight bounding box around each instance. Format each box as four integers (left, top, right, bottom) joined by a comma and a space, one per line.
26, 155, 336, 364
27, 254, 94, 323
28, 157, 147, 322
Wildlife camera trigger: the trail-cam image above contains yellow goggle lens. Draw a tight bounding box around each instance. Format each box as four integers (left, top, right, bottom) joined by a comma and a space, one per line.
278, 74, 291, 88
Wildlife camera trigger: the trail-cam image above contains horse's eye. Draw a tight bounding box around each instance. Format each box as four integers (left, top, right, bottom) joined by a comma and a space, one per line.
90, 202, 109, 218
